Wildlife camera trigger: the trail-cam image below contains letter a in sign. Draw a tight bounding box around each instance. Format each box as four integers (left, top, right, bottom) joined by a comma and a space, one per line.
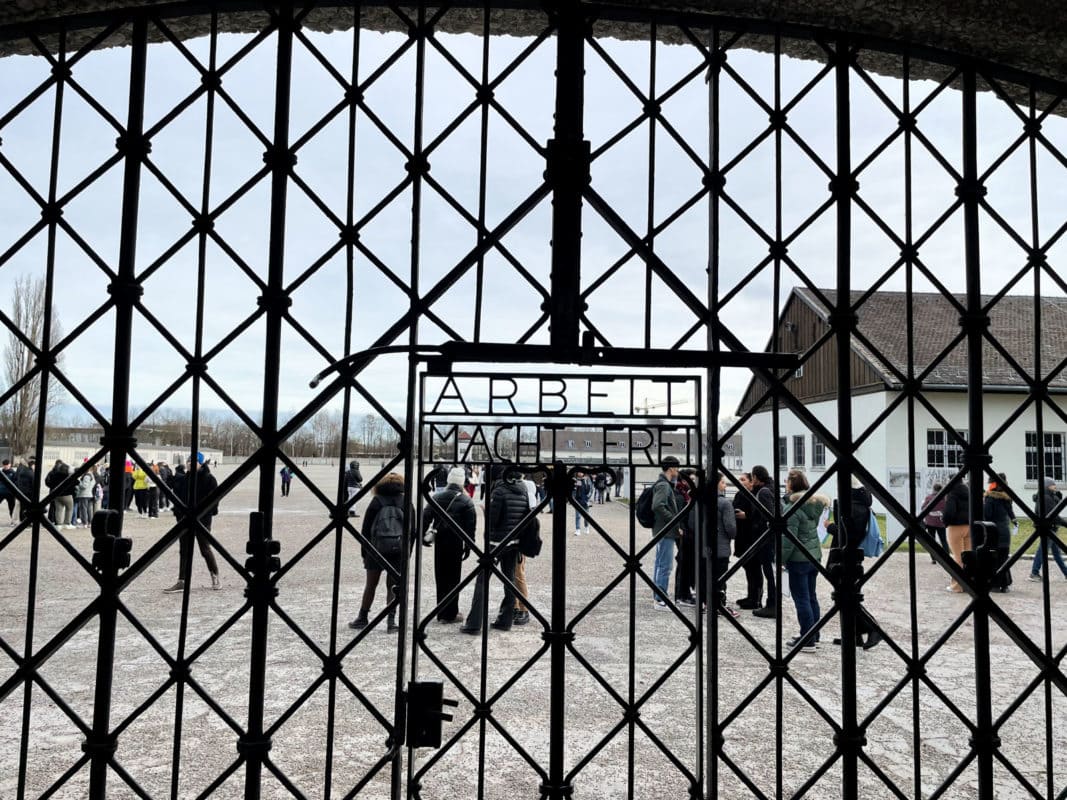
431, 377, 469, 414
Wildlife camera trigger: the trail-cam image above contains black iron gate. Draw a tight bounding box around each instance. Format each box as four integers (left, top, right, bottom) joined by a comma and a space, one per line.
408, 368, 714, 799
0, 1, 1066, 799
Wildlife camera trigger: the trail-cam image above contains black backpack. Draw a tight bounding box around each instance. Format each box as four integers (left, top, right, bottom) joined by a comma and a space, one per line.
635, 484, 656, 528
371, 500, 405, 556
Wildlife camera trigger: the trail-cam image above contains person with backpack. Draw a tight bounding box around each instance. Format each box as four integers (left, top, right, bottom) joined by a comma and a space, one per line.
349, 473, 412, 633
279, 466, 293, 497
650, 456, 682, 608
461, 465, 530, 633
422, 467, 476, 624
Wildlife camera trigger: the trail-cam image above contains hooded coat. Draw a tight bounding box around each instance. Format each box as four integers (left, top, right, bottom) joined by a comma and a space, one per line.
360, 474, 413, 571
488, 477, 531, 542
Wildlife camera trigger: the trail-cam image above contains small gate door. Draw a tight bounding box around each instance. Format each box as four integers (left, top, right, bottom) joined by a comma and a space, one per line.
404, 370, 708, 799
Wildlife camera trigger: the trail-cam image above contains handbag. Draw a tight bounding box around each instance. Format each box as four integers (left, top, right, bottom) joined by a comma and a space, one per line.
423, 491, 459, 546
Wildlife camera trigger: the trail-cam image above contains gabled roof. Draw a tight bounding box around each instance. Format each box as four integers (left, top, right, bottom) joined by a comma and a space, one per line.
792, 287, 1067, 389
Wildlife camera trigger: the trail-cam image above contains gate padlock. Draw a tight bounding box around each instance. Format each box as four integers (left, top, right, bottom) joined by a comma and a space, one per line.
405, 680, 459, 749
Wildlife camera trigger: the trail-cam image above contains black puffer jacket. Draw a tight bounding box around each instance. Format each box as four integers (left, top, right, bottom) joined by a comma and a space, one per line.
942, 482, 970, 526
488, 478, 530, 542
425, 485, 477, 546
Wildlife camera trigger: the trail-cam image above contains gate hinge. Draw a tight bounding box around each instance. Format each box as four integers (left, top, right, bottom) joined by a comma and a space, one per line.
405, 680, 459, 749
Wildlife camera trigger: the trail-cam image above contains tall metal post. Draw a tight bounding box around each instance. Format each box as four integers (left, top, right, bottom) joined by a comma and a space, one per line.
88, 16, 148, 799
960, 64, 996, 799
542, 462, 573, 799
831, 35, 862, 800
547, 2, 588, 351
243, 3, 294, 797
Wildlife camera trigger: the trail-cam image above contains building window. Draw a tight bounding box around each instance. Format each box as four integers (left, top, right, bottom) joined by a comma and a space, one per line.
1025, 432, 1066, 482
812, 435, 826, 469
566, 439, 575, 449
926, 429, 967, 469
793, 365, 804, 379
778, 437, 787, 467
583, 439, 592, 449
792, 435, 805, 466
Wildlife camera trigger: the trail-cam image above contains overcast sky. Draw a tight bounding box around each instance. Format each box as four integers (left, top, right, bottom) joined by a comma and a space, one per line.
0, 17, 1062, 436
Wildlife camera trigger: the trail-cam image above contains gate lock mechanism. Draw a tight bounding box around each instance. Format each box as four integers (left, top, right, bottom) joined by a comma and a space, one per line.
405, 681, 459, 749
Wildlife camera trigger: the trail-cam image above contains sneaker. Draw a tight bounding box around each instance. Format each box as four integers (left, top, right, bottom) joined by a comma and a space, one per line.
211, 573, 221, 591
163, 580, 185, 594
735, 598, 758, 610
512, 610, 530, 626
719, 605, 741, 619
574, 530, 581, 537
653, 599, 668, 611
1028, 573, 1042, 582
751, 606, 776, 619
787, 635, 818, 652
677, 597, 696, 608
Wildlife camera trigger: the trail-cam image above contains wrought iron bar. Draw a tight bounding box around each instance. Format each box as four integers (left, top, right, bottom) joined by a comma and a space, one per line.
831, 34, 861, 800
88, 15, 147, 800
960, 63, 996, 800
542, 461, 572, 799
547, 1, 588, 351
243, 3, 294, 796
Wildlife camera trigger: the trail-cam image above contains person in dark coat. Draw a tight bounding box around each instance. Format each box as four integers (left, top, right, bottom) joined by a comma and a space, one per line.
423, 467, 477, 623
164, 452, 221, 594
0, 459, 16, 524
749, 465, 779, 618
15, 456, 35, 521
983, 473, 1016, 592
461, 465, 529, 633
674, 469, 699, 606
345, 460, 364, 517
349, 472, 413, 632
732, 472, 762, 609
826, 477, 883, 649
942, 480, 971, 593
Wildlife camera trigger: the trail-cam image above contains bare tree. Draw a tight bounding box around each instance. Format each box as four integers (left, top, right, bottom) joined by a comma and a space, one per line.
1, 275, 64, 456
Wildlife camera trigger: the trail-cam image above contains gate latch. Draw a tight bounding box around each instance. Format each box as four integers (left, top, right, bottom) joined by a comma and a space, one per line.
405, 681, 458, 749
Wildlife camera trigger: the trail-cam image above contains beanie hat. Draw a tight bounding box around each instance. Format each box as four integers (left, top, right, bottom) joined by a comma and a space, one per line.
1045, 477, 1057, 489
446, 467, 466, 487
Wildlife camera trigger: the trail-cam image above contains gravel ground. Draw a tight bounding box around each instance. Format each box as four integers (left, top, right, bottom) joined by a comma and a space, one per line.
1, 464, 1065, 799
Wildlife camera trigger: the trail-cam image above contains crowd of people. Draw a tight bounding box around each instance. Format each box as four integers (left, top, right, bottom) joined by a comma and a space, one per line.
338, 456, 1067, 653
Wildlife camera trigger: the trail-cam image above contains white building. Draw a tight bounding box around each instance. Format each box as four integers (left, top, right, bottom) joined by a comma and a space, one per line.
735, 288, 1067, 524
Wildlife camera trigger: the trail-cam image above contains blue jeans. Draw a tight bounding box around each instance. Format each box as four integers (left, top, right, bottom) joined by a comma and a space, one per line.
653, 536, 676, 601
574, 504, 588, 532
786, 561, 820, 638
1031, 538, 1067, 577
